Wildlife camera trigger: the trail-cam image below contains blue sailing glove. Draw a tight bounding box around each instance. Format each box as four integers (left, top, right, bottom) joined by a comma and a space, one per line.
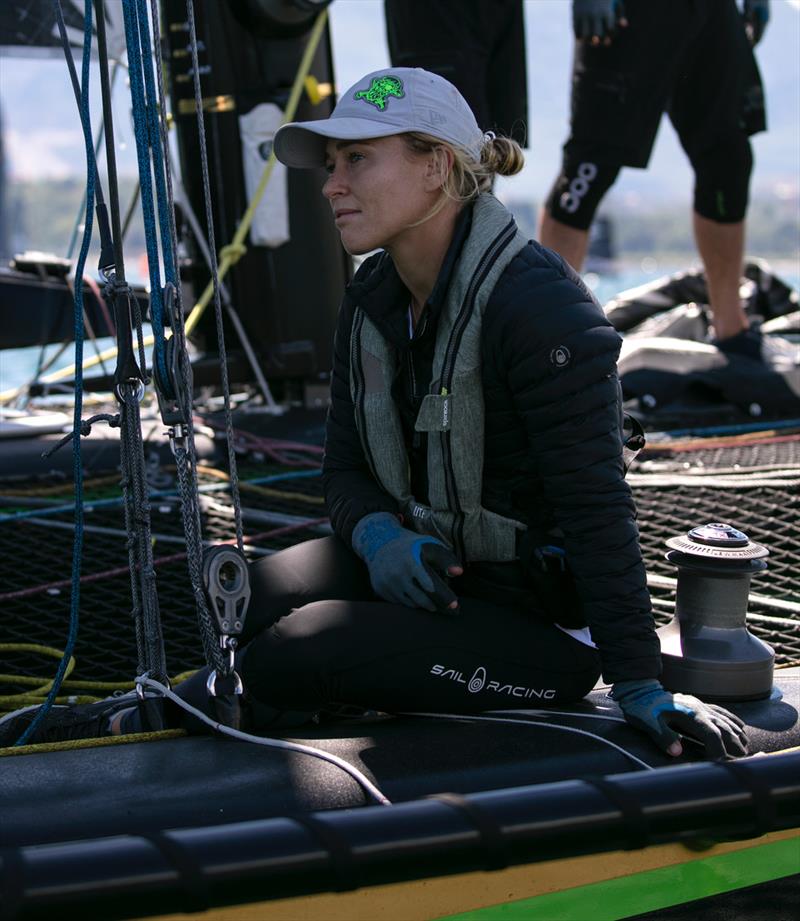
573, 0, 627, 43
611, 679, 749, 760
742, 0, 769, 46
352, 512, 462, 613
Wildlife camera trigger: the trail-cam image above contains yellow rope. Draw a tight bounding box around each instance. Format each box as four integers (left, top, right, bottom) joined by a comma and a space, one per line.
0, 644, 77, 708
1, 473, 123, 497
1, 643, 199, 714
183, 8, 328, 337
0, 728, 187, 757
1, 694, 100, 709
0, 8, 329, 402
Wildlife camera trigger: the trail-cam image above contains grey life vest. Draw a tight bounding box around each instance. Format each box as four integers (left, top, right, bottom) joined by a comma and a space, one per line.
349, 193, 528, 562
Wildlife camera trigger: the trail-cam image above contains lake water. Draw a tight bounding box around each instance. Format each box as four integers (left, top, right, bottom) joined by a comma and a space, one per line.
1, 259, 798, 394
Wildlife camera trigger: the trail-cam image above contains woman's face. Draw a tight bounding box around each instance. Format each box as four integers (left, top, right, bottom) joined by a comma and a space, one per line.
323, 135, 440, 255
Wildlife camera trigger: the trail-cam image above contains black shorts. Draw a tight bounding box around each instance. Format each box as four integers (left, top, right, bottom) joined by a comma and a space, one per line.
385, 0, 528, 145
566, 0, 766, 168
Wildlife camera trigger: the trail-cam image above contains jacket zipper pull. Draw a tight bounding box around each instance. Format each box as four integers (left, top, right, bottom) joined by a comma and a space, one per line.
440, 387, 451, 429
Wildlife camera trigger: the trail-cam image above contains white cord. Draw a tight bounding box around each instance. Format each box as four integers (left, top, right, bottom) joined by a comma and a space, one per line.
401, 711, 655, 771
138, 678, 652, 802
487, 707, 627, 724
138, 677, 392, 806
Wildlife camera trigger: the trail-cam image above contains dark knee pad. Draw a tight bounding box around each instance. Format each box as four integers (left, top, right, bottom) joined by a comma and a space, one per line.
545, 156, 620, 230
691, 134, 753, 223
239, 600, 345, 709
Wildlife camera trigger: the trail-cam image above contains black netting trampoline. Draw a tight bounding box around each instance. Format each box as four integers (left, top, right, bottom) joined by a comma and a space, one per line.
1, 428, 798, 694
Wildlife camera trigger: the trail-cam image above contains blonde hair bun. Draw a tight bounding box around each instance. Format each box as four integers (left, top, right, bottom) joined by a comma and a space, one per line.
482, 134, 525, 177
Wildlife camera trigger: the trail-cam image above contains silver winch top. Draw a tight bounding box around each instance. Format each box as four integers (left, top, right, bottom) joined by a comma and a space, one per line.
665, 522, 769, 562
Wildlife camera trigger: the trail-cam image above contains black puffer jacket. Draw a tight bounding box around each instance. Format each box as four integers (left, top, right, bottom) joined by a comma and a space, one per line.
322, 207, 660, 683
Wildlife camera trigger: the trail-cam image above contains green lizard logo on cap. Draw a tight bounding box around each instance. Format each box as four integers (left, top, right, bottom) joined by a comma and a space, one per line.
353, 75, 405, 111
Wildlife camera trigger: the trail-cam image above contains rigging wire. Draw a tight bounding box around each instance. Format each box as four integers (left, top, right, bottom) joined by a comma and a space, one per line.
120, 0, 168, 382
96, 0, 169, 687
66, 62, 121, 260
171, 176, 280, 411
184, 0, 244, 552
0, 6, 329, 403
15, 0, 95, 747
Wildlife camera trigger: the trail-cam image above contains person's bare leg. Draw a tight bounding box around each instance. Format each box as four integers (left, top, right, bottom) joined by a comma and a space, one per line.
692, 212, 748, 340
538, 210, 591, 272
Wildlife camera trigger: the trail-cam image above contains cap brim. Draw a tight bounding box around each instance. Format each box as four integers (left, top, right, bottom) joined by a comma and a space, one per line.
274, 118, 408, 168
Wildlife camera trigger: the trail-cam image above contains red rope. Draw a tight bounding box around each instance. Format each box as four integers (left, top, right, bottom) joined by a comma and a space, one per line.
0, 518, 328, 602
198, 417, 324, 468
82, 274, 116, 337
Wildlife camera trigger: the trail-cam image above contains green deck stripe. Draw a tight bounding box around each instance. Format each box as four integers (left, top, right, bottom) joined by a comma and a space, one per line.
441, 838, 800, 921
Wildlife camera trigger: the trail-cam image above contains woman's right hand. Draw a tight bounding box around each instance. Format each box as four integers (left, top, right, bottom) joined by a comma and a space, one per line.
611, 679, 749, 760
352, 512, 463, 613
572, 0, 628, 45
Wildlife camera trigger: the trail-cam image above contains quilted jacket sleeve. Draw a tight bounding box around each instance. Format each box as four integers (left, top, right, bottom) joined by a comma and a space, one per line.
322, 294, 400, 546
487, 248, 661, 683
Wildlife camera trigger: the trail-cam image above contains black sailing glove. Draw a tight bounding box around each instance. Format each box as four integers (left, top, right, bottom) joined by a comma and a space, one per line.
611, 679, 749, 760
742, 0, 770, 47
573, 0, 627, 44
352, 512, 462, 614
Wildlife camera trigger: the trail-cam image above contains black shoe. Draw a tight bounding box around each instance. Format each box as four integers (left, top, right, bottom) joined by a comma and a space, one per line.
0, 692, 154, 747
714, 327, 764, 360
715, 327, 798, 368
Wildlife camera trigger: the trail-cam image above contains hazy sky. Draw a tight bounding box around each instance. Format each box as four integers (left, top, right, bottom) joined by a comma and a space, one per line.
1, 0, 798, 209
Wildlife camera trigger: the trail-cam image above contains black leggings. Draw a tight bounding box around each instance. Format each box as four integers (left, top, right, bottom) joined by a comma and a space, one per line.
232, 536, 601, 718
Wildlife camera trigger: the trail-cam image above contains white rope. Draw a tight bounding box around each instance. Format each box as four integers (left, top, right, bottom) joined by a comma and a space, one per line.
138, 677, 392, 805
400, 711, 655, 771
487, 707, 627, 724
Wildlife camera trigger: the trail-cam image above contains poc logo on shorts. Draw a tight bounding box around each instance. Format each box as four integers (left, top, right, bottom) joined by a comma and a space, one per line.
559, 162, 598, 215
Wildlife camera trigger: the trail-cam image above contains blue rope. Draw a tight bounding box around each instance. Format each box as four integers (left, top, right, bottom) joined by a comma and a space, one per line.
648, 418, 800, 439
0, 470, 322, 524
134, 0, 176, 286
15, 0, 96, 746
121, 0, 167, 384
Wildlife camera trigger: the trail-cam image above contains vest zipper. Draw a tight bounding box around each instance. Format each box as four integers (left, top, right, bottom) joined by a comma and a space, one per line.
351, 307, 380, 481
439, 219, 518, 558
408, 349, 423, 450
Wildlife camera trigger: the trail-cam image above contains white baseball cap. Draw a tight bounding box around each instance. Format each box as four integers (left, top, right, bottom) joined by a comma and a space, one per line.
274, 67, 484, 168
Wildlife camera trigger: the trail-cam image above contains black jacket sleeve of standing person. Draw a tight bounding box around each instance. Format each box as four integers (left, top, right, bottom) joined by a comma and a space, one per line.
484, 243, 660, 683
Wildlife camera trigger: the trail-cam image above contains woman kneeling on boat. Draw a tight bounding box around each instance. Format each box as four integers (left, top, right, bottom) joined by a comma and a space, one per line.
1, 68, 748, 760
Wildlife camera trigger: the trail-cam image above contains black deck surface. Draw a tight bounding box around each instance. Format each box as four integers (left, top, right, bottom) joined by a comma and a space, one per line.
2, 671, 797, 849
